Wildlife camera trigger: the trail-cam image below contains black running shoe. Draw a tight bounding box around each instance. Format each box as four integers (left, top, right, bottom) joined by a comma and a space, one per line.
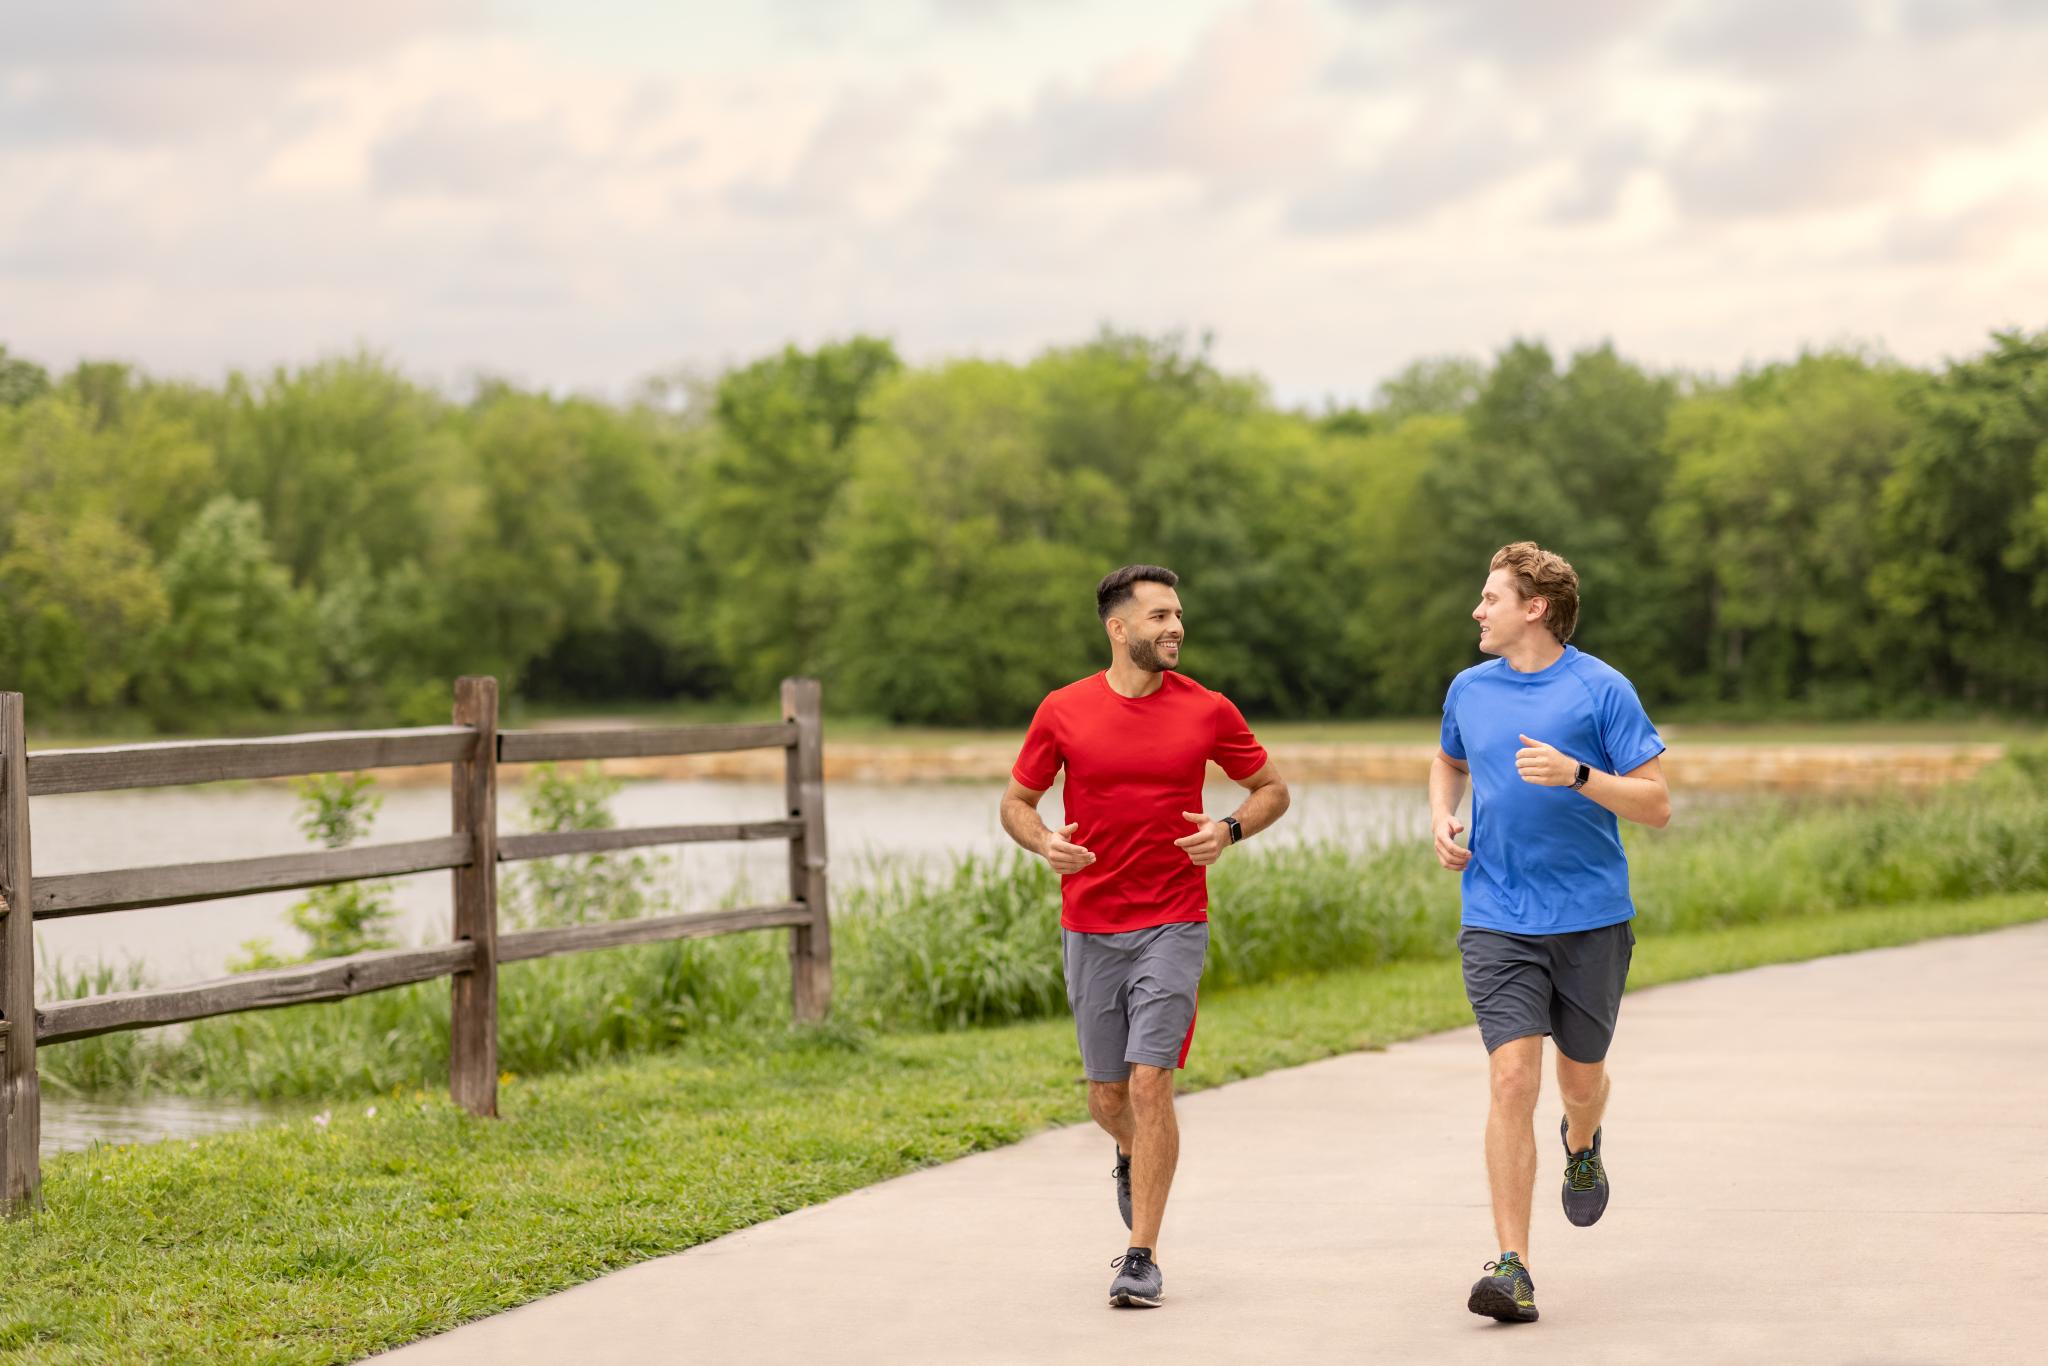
1467, 1253, 1538, 1323
1112, 1147, 1132, 1229
1560, 1117, 1609, 1227
1109, 1247, 1164, 1308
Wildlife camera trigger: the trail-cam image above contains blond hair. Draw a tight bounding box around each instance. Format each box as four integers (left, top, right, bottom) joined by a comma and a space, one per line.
1490, 542, 1579, 643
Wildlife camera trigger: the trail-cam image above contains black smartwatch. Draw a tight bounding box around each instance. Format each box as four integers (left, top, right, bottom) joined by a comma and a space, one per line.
1569, 762, 1591, 791
1222, 815, 1244, 843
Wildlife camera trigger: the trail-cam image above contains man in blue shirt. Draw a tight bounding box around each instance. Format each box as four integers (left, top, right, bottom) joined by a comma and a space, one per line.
1430, 542, 1670, 1325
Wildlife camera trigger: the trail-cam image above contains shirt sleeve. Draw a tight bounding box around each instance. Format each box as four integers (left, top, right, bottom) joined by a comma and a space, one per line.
1440, 678, 1467, 761
1210, 694, 1269, 781
1598, 676, 1665, 775
1011, 696, 1063, 790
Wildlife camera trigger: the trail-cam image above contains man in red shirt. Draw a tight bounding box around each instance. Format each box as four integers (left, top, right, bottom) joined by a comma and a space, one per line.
1001, 564, 1290, 1309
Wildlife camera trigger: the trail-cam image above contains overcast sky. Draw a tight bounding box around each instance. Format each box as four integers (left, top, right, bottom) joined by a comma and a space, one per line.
4, 0, 2044, 404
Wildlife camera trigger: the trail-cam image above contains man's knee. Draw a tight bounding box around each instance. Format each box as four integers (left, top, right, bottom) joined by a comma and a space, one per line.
1127, 1064, 1175, 1111
1488, 1048, 1542, 1113
1087, 1080, 1131, 1121
1555, 1058, 1607, 1108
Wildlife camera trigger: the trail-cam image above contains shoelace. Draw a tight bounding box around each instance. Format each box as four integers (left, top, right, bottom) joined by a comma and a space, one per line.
1567, 1149, 1603, 1192
1483, 1257, 1533, 1301
1111, 1250, 1154, 1274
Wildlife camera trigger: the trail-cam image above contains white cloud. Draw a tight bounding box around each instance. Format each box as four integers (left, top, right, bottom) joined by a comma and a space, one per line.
0, 0, 2043, 403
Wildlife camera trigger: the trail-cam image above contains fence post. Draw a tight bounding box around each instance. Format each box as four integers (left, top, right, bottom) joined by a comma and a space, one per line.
450, 677, 499, 1117
782, 678, 831, 1023
0, 694, 41, 1212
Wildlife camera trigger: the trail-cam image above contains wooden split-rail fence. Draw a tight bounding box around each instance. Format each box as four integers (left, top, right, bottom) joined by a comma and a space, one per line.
0, 677, 831, 1213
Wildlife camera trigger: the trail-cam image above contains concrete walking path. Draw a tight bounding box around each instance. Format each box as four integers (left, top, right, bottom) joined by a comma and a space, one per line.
379, 923, 2048, 1365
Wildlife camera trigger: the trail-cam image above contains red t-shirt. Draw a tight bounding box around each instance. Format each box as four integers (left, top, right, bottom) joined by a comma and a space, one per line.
1012, 671, 1270, 934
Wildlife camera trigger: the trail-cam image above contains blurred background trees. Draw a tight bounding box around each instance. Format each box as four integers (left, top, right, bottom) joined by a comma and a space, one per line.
2, 326, 2044, 729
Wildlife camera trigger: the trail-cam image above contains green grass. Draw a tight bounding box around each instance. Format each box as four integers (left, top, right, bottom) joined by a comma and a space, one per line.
3, 891, 2042, 1364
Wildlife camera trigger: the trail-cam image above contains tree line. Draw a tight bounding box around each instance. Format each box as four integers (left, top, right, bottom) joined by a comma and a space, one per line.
0, 326, 2043, 730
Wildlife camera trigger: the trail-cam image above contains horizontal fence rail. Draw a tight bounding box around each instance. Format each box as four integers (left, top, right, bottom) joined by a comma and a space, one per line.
26, 727, 478, 796
497, 721, 796, 764
32, 836, 474, 918
0, 678, 832, 1214
37, 943, 481, 1044
498, 819, 801, 863
496, 903, 812, 963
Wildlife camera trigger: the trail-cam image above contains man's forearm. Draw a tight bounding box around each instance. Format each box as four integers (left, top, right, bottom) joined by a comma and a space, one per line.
1429, 757, 1467, 821
1000, 796, 1050, 854
1579, 770, 1670, 828
1227, 779, 1290, 839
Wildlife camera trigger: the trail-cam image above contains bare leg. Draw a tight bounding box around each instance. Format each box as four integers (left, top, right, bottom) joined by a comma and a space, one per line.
1087, 1079, 1135, 1155
1484, 1036, 1544, 1260
1556, 1052, 1610, 1153
1126, 1064, 1179, 1252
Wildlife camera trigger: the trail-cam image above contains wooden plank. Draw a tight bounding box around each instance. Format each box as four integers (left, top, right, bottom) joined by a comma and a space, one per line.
31, 836, 472, 918
448, 678, 499, 1119
27, 727, 477, 796
498, 721, 797, 764
35, 942, 478, 1044
782, 678, 832, 1023
496, 903, 810, 964
0, 694, 40, 1212
498, 819, 801, 863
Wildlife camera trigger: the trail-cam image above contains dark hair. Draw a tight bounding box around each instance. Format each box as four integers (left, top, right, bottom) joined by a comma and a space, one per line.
1096, 564, 1179, 621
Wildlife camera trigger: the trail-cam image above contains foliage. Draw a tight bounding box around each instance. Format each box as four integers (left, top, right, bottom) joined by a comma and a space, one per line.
502, 763, 671, 929
233, 772, 400, 966
1, 328, 2045, 727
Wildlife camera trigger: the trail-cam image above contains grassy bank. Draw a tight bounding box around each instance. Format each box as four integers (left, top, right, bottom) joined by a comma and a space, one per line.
40, 762, 2048, 1099
4, 892, 2043, 1364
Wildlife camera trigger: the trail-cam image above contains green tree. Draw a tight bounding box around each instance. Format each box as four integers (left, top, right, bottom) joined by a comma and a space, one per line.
819, 360, 1102, 723
138, 496, 315, 723
0, 347, 50, 408
1374, 355, 1486, 422
1658, 353, 1915, 707
1871, 330, 2048, 708
1367, 341, 1677, 711
213, 355, 461, 583
697, 337, 901, 694
0, 511, 168, 707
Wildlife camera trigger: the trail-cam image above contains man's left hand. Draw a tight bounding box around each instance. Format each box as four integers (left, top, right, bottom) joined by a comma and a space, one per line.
1515, 734, 1579, 787
1174, 811, 1229, 866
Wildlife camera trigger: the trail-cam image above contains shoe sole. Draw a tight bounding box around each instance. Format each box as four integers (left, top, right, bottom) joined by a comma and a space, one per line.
1467, 1281, 1538, 1323
1110, 1292, 1163, 1309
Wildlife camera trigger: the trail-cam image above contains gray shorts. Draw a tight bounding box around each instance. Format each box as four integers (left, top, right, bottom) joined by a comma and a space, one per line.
1459, 921, 1635, 1062
1061, 921, 1208, 1082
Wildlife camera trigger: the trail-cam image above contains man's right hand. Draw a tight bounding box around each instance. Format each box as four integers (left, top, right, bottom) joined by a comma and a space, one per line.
1432, 814, 1470, 871
1041, 822, 1095, 875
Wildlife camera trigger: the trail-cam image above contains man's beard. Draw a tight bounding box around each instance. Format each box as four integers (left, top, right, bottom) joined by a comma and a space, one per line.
1128, 635, 1180, 673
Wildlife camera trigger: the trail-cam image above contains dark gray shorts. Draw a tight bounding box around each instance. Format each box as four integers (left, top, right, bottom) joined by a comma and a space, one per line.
1459, 921, 1635, 1062
1061, 921, 1208, 1082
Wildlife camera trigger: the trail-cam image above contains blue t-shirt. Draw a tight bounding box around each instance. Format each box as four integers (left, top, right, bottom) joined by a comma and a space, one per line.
1440, 646, 1665, 935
